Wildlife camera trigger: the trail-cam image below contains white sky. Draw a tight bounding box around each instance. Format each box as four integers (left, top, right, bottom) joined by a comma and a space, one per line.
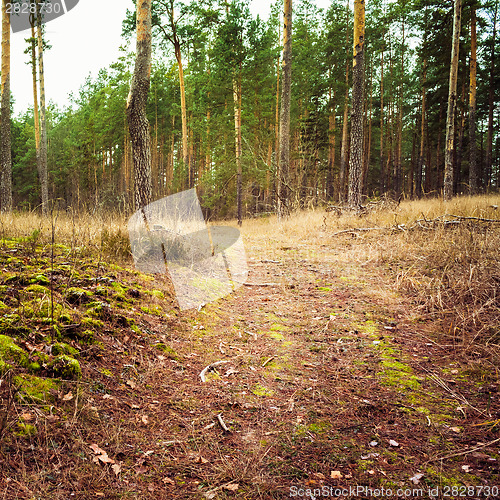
11, 0, 331, 116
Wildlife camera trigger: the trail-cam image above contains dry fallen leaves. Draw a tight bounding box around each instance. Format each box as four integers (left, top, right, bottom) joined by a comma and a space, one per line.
330, 471, 342, 479
223, 483, 239, 492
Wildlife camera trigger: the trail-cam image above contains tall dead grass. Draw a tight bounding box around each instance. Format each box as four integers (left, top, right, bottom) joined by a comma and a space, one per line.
242, 194, 500, 356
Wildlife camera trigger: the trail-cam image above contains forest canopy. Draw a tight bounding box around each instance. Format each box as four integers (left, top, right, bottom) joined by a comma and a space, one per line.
7, 0, 500, 217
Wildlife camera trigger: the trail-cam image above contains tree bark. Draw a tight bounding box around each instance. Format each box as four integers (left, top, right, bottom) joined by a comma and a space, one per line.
347, 0, 365, 208
485, 0, 498, 190
416, 57, 427, 198
339, 0, 350, 203
233, 71, 242, 226
126, 0, 152, 210
0, 0, 12, 212
277, 0, 292, 219
443, 0, 462, 200
468, 2, 478, 194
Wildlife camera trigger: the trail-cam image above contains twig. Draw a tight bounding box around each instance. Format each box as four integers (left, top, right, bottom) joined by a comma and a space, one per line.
433, 437, 500, 461
216, 413, 231, 433
332, 227, 384, 236
262, 356, 275, 368
199, 360, 229, 382
243, 282, 280, 287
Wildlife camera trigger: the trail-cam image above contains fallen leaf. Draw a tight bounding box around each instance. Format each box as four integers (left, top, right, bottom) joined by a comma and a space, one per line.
97, 452, 115, 464
361, 453, 380, 460
141, 415, 149, 425
195, 456, 209, 464
367, 470, 375, 475
450, 427, 461, 433
126, 380, 137, 389
369, 440, 378, 447
135, 465, 148, 474
46, 415, 59, 423
148, 485, 155, 492
389, 439, 399, 447
330, 471, 342, 479
461, 465, 473, 473
89, 444, 105, 455
20, 412, 34, 421
95, 493, 105, 497
409, 472, 424, 484
111, 463, 121, 476
163, 477, 175, 485
62, 392, 74, 402
223, 483, 239, 492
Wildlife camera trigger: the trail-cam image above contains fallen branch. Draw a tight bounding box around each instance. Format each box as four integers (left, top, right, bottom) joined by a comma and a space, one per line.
199, 360, 229, 383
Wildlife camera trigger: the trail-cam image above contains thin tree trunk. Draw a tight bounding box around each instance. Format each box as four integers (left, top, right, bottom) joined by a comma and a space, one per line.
277, 0, 292, 219
0, 0, 12, 212
339, 0, 350, 203
443, 0, 462, 200
126, 0, 152, 210
379, 38, 385, 196
468, 2, 478, 193
485, 0, 498, 190
347, 0, 365, 208
233, 71, 242, 226
416, 57, 427, 198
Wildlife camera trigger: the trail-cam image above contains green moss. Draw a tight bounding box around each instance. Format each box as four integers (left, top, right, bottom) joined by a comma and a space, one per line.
14, 374, 60, 403
155, 343, 178, 359
81, 316, 104, 330
100, 368, 113, 377
25, 284, 48, 295
29, 274, 50, 286
308, 421, 332, 434
0, 334, 28, 372
51, 342, 79, 357
151, 290, 164, 299
252, 383, 275, 397
111, 282, 128, 301
48, 355, 82, 379
270, 323, 289, 332
15, 422, 37, 438
65, 287, 92, 304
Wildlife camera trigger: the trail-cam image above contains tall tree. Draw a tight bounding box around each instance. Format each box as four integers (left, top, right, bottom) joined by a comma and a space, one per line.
277, 0, 292, 219
443, 0, 462, 200
468, 1, 478, 193
347, 0, 365, 208
485, 0, 498, 190
127, 0, 152, 210
36, 3, 49, 214
0, 0, 12, 212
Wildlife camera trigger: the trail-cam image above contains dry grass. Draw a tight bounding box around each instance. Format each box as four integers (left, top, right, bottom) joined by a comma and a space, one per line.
240, 194, 500, 357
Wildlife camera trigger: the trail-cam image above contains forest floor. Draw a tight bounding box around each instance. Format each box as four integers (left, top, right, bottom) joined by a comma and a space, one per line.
0, 198, 499, 499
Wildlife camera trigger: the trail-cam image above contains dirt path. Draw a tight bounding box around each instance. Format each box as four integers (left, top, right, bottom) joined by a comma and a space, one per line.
146, 233, 498, 498
2, 228, 497, 500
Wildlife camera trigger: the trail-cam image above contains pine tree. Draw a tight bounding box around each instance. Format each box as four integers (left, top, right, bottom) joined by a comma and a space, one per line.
127, 0, 153, 210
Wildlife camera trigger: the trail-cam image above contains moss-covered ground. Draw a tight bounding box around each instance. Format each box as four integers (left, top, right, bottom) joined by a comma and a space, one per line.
0, 217, 498, 500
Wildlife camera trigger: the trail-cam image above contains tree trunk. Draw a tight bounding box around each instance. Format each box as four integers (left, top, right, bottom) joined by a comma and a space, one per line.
35, 5, 49, 215
443, 0, 462, 200
416, 57, 427, 198
277, 0, 292, 219
379, 39, 385, 196
174, 39, 189, 172
126, 0, 152, 210
233, 71, 242, 226
485, 0, 498, 190
0, 0, 12, 212
468, 2, 478, 194
339, 0, 350, 203
347, 0, 365, 208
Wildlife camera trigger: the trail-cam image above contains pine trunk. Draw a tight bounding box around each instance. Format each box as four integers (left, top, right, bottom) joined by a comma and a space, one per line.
347, 0, 365, 208
277, 0, 292, 219
233, 73, 242, 226
485, 0, 497, 189
36, 6, 49, 215
0, 0, 12, 212
443, 0, 462, 200
416, 57, 427, 199
468, 3, 478, 193
126, 0, 152, 210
